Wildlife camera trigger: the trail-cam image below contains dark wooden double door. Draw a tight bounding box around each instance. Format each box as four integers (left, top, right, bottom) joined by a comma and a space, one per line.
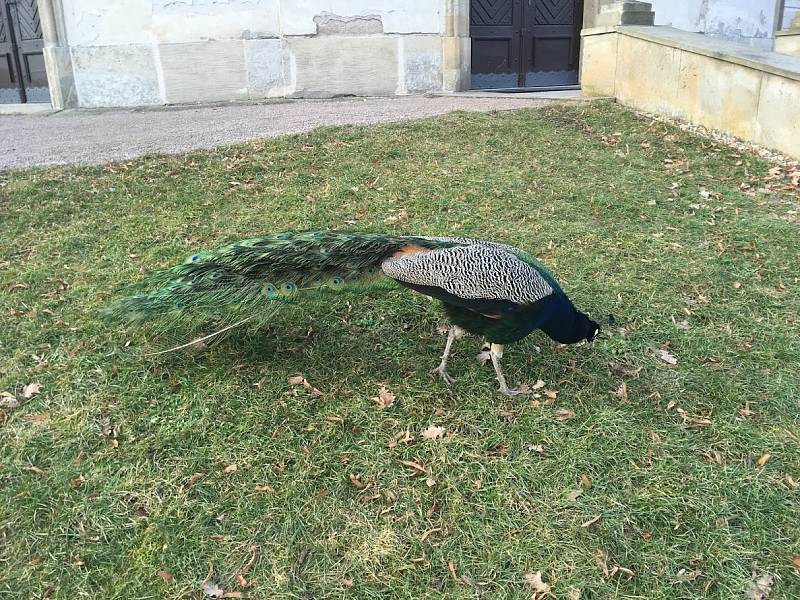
0, 0, 49, 103
471, 0, 583, 89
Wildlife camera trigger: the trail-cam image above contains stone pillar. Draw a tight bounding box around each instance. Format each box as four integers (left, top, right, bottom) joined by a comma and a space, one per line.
442, 0, 470, 92
37, 0, 77, 109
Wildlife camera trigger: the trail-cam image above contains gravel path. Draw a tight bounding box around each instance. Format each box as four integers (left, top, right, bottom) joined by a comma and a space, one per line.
0, 96, 552, 170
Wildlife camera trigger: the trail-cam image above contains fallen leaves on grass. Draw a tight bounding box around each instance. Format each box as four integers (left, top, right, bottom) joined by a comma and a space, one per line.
744, 572, 774, 600
0, 392, 18, 409
524, 571, 551, 597
22, 382, 42, 398
157, 571, 173, 582
756, 453, 771, 467
348, 474, 367, 489
372, 385, 396, 408
528, 444, 545, 453
531, 379, 546, 390
234, 546, 258, 587
202, 581, 224, 598
287, 375, 324, 397
555, 408, 575, 421
580, 474, 592, 489
610, 381, 628, 401
657, 350, 677, 365
254, 484, 274, 493
388, 430, 414, 448
581, 515, 601, 528
420, 527, 442, 542
421, 425, 446, 440
25, 465, 45, 476
566, 488, 583, 501
544, 390, 558, 400
399, 459, 428, 476
222, 464, 237, 474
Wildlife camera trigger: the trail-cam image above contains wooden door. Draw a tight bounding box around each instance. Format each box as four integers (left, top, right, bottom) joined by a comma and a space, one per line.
470, 0, 583, 90
0, 0, 48, 103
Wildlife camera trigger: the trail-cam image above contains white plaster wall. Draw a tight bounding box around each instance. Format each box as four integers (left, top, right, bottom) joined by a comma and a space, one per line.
151, 0, 280, 43
62, 0, 154, 45
63, 0, 438, 45
280, 0, 441, 35
651, 0, 778, 42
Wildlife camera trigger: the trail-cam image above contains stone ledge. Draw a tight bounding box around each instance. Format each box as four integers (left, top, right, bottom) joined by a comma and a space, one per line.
617, 26, 800, 83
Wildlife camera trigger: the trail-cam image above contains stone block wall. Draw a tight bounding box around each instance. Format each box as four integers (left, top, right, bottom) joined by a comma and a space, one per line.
581, 26, 800, 160
43, 0, 470, 108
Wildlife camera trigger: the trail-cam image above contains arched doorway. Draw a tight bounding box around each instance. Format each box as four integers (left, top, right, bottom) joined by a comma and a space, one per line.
470, 0, 584, 90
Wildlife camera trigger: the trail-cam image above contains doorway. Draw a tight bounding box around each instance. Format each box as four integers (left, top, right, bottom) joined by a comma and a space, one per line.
470, 0, 584, 90
0, 0, 49, 103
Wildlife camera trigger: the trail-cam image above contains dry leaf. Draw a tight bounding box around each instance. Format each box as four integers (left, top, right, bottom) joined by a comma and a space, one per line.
372, 385, 396, 408
524, 571, 551, 595
568, 588, 582, 600
658, 350, 677, 365
287, 375, 325, 397
349, 473, 367, 489
341, 577, 354, 588
610, 381, 628, 401
69, 475, 86, 489
528, 444, 545, 453
581, 515, 601, 528
22, 382, 42, 399
744, 572, 773, 600
792, 557, 800, 568
25, 465, 45, 476
235, 546, 258, 588
421, 425, 446, 440
420, 527, 442, 542
28, 411, 49, 422
0, 392, 18, 409
733, 281, 742, 289
580, 473, 592, 489
388, 429, 414, 448
566, 488, 583, 501
254, 484, 274, 493
555, 408, 575, 421
756, 453, 771, 467
531, 379, 546, 390
544, 390, 558, 400
222, 464, 237, 474
157, 571, 173, 582
202, 581, 224, 598
399, 459, 427, 475
222, 593, 244, 599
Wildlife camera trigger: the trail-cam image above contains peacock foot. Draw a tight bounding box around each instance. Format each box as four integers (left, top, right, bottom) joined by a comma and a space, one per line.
498, 383, 530, 398
476, 344, 492, 366
430, 365, 455, 386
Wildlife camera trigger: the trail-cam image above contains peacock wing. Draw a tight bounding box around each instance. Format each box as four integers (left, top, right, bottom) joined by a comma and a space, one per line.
380, 244, 554, 306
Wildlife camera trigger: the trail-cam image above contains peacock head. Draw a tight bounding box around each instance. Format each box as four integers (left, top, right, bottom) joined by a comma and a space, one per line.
576, 311, 600, 344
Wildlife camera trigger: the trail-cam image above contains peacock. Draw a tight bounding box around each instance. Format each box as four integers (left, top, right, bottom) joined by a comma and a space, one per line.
108, 231, 599, 396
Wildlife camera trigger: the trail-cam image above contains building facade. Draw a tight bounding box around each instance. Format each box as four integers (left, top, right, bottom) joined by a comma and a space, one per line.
0, 0, 798, 109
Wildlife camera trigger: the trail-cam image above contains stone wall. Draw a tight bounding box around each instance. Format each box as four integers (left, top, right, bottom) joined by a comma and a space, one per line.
581, 25, 800, 160
44, 0, 470, 108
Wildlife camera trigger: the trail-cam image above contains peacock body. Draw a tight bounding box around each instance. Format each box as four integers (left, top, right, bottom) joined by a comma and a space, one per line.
108, 230, 599, 396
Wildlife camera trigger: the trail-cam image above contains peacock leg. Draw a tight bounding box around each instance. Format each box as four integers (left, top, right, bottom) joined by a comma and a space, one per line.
489, 344, 528, 397
476, 342, 492, 366
430, 326, 464, 385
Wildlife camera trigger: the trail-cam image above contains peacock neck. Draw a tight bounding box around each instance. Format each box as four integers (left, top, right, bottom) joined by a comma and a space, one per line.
536, 294, 583, 344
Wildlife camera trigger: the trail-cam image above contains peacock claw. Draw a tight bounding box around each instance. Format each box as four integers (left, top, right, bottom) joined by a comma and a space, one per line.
498, 385, 529, 398
430, 365, 455, 386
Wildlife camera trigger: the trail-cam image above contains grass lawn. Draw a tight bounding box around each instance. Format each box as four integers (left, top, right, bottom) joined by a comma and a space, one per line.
1, 102, 799, 599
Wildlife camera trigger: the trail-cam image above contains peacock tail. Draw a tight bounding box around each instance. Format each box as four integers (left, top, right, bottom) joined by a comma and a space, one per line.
105, 230, 453, 340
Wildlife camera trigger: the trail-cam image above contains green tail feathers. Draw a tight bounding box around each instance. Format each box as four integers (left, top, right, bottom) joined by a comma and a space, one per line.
106, 231, 423, 334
